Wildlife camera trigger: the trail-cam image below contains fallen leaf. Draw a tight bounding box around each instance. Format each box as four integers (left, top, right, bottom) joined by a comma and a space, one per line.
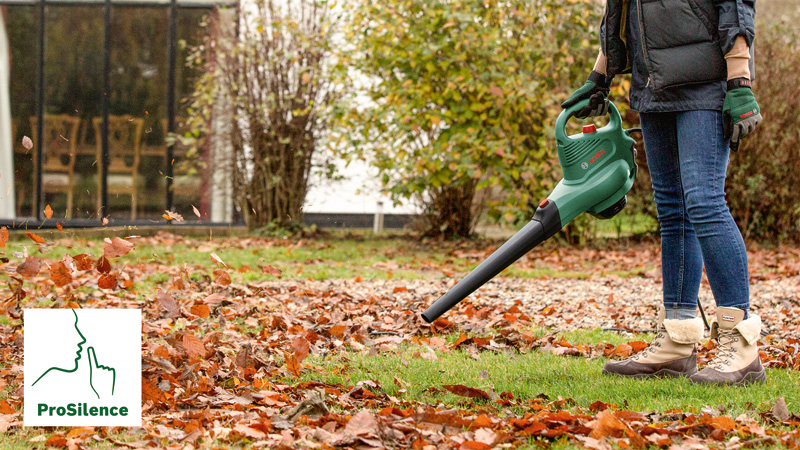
17, 256, 41, 278
97, 273, 117, 290
772, 397, 790, 421
442, 384, 490, 400
25, 232, 45, 244
345, 410, 378, 436
45, 434, 67, 448
210, 252, 227, 267
190, 304, 210, 318
104, 237, 133, 258
163, 210, 184, 222
0, 226, 7, 247
183, 333, 206, 359
50, 262, 73, 287
262, 264, 282, 277
213, 269, 231, 286
0, 400, 14, 414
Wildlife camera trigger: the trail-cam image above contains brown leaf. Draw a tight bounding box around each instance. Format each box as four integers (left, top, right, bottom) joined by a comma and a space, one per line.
772, 397, 790, 421
17, 256, 40, 278
163, 210, 184, 222
157, 291, 180, 319
73, 254, 93, 271
213, 269, 231, 286
97, 273, 117, 290
262, 264, 282, 277
283, 349, 301, 376
0, 226, 7, 248
142, 377, 167, 403
190, 303, 210, 318
45, 434, 67, 448
292, 336, 311, 364
450, 332, 470, 349
460, 442, 491, 450
345, 410, 378, 436
50, 262, 73, 287
210, 252, 227, 267
26, 232, 45, 244
329, 325, 347, 338
104, 237, 133, 258
610, 343, 633, 359
44, 204, 53, 219
442, 384, 490, 400
96, 256, 111, 274
183, 333, 206, 359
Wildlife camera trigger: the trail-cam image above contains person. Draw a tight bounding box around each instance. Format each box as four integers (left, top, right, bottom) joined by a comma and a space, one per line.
563, 0, 764, 386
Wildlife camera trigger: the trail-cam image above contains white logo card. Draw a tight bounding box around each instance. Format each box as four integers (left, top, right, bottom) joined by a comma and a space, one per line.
24, 309, 142, 427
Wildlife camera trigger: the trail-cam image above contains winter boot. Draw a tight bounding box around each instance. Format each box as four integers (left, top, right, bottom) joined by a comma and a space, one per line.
603, 308, 703, 378
690, 307, 766, 386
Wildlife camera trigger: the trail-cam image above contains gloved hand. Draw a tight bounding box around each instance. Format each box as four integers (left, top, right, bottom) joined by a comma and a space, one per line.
562, 71, 612, 119
723, 78, 762, 151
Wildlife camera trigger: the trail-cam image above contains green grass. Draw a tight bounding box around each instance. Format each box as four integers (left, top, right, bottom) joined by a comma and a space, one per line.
297, 331, 800, 418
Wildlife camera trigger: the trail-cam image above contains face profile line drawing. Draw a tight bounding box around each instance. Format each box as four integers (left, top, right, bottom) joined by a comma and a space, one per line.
30, 309, 116, 399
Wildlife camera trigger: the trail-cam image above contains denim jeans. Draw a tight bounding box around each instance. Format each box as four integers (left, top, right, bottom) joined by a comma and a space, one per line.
639, 110, 750, 317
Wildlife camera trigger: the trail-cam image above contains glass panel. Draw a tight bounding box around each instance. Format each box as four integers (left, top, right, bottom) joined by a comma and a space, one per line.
109, 6, 168, 220
42, 5, 103, 220
3, 5, 39, 220
172, 7, 211, 222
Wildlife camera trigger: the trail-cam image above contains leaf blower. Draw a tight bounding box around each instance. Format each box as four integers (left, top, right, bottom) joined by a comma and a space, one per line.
421, 98, 639, 323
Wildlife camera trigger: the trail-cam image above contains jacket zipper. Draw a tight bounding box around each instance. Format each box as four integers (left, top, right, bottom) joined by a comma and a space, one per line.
635, 0, 654, 88
603, 3, 609, 75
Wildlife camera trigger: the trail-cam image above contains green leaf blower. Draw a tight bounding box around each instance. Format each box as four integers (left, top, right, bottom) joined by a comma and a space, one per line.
421, 99, 639, 323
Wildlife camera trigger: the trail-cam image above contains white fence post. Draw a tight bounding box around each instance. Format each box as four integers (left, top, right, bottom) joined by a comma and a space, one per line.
373, 201, 384, 233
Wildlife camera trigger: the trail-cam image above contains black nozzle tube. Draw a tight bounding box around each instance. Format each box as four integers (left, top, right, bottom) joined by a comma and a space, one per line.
421, 202, 562, 323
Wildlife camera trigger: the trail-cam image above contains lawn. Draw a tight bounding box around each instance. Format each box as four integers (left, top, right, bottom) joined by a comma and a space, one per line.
1, 229, 798, 449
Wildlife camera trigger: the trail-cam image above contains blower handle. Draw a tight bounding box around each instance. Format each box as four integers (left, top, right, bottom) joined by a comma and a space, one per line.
554, 98, 623, 146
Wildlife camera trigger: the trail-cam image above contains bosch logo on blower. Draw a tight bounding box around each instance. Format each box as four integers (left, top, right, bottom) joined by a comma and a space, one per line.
589, 149, 605, 164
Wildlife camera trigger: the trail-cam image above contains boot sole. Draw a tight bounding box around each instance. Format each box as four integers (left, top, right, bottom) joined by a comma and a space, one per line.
602, 366, 697, 379
690, 368, 767, 386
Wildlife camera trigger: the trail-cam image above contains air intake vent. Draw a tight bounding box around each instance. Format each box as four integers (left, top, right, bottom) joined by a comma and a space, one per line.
562, 139, 601, 166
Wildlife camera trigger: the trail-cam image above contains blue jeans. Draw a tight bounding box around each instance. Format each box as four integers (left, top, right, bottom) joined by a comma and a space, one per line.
640, 110, 750, 317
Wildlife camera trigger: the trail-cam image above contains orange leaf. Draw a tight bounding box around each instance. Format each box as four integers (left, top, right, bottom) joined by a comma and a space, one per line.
73, 254, 93, 271
283, 349, 301, 377
329, 325, 347, 338
142, 377, 167, 403
56, 222, 63, 231
460, 442, 491, 450
190, 304, 210, 318
0, 226, 7, 248
611, 343, 633, 359
450, 332, 471, 349
26, 232, 45, 244
291, 336, 311, 364
51, 262, 73, 287
98, 273, 117, 290
44, 204, 53, 219
213, 269, 231, 286
0, 400, 14, 414
183, 333, 206, 359
104, 237, 133, 258
393, 286, 408, 293
45, 435, 67, 448
17, 256, 40, 278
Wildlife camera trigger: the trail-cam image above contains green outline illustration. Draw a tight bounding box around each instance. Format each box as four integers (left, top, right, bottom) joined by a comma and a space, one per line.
31, 310, 116, 399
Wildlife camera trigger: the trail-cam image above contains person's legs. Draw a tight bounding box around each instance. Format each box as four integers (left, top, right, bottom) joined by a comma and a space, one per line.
640, 112, 703, 319
674, 110, 750, 314
602, 111, 704, 379
672, 110, 764, 385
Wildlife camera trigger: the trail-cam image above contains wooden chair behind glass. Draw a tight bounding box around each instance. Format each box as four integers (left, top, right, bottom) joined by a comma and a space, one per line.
29, 114, 81, 218
93, 116, 144, 219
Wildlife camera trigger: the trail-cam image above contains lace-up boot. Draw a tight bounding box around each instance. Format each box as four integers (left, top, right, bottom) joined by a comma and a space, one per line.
690, 307, 766, 386
603, 308, 703, 378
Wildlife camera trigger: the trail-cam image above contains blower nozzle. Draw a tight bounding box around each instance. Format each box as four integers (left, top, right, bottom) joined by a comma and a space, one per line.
421, 201, 562, 323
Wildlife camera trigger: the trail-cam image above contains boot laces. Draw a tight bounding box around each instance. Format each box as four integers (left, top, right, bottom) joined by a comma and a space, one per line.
632, 331, 664, 360
708, 328, 739, 370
